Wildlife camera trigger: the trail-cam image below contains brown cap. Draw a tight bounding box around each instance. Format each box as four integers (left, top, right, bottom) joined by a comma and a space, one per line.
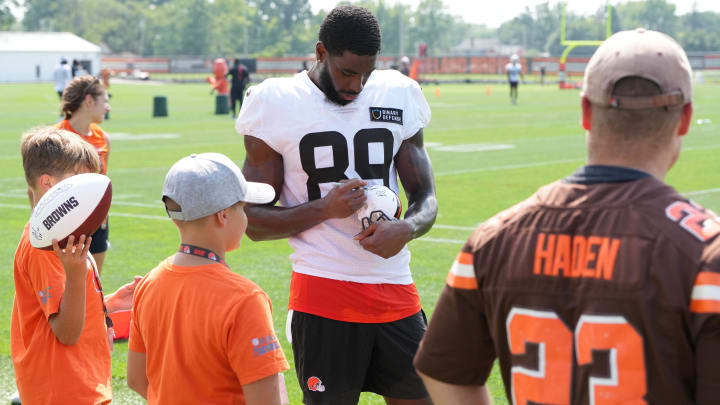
583, 28, 692, 110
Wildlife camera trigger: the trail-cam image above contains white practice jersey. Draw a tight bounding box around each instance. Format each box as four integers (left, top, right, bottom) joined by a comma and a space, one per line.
506, 62, 522, 82
236, 70, 431, 284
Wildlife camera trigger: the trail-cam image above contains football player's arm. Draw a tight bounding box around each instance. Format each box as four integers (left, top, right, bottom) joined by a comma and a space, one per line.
417, 372, 493, 405
355, 128, 437, 258
127, 349, 149, 399
242, 135, 366, 241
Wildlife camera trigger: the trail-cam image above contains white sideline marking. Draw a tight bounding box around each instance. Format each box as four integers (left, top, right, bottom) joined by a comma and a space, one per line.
416, 237, 465, 244
109, 132, 180, 141
109, 167, 168, 174
433, 224, 477, 231
433, 143, 515, 152
435, 158, 584, 176
0, 202, 467, 244
109, 212, 170, 221
0, 193, 162, 208
684, 188, 720, 196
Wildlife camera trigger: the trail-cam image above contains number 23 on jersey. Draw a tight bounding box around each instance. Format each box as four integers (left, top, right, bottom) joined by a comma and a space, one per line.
506, 307, 646, 405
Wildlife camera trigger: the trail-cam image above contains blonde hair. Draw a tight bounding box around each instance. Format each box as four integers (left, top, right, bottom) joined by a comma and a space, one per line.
21, 126, 100, 187
61, 75, 105, 119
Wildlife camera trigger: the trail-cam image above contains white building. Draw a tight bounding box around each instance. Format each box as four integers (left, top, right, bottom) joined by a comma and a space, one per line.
0, 32, 101, 83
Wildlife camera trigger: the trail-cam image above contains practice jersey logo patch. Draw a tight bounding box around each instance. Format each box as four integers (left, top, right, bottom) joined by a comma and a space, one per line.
369, 107, 403, 125
251, 335, 281, 357
307, 376, 326, 392
38, 287, 51, 305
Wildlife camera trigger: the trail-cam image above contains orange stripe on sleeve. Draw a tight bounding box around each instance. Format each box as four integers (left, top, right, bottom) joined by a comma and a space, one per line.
690, 299, 720, 314
456, 251, 473, 265
446, 272, 478, 290
695, 271, 720, 287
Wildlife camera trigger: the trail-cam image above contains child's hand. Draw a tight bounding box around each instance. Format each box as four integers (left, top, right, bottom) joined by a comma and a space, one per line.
52, 235, 92, 280
106, 276, 143, 313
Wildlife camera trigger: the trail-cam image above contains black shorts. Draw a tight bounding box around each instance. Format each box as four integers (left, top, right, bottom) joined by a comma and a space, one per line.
89, 219, 109, 254
290, 310, 429, 405
510, 81, 518, 89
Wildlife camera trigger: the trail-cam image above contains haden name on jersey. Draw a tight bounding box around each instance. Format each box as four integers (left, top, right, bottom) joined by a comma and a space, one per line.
533, 232, 621, 280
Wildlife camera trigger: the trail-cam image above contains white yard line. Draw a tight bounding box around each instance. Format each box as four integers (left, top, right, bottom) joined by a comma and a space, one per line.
415, 237, 465, 244
433, 224, 477, 231
435, 158, 584, 176
684, 188, 720, 196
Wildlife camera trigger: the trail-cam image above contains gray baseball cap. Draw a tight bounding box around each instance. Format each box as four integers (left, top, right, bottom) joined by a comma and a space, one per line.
583, 28, 692, 110
162, 153, 275, 221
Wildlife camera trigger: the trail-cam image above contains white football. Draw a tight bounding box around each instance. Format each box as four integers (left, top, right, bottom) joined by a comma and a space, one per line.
357, 185, 402, 230
29, 173, 112, 250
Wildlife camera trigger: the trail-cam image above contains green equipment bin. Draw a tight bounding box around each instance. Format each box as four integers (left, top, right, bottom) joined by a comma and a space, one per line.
153, 96, 168, 117
215, 94, 230, 115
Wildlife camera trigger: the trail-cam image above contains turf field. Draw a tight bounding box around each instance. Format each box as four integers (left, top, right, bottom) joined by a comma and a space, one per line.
1, 79, 718, 404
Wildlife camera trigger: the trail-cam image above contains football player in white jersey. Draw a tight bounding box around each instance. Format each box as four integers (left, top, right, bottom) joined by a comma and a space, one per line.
236, 5, 437, 405
505, 54, 525, 104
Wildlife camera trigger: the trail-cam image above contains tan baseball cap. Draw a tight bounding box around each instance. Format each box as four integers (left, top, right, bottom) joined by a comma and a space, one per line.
583, 28, 692, 110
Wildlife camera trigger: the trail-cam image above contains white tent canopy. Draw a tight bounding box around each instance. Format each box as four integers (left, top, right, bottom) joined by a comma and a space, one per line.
0, 32, 102, 83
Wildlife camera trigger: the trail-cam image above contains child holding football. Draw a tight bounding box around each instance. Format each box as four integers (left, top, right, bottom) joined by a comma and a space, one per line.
126, 153, 289, 404
11, 126, 139, 404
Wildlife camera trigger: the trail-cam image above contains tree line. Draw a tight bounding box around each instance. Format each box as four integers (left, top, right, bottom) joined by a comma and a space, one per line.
1, 0, 719, 58
499, 0, 720, 55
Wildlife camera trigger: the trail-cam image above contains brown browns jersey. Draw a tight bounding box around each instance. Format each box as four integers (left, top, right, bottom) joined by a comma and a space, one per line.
415, 170, 720, 405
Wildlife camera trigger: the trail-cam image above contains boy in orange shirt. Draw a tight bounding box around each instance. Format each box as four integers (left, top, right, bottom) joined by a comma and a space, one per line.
11, 126, 139, 404
127, 153, 289, 404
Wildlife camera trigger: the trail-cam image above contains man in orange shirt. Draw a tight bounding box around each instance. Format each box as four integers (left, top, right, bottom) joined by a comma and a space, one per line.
12, 126, 139, 404
127, 153, 289, 404
57, 75, 112, 274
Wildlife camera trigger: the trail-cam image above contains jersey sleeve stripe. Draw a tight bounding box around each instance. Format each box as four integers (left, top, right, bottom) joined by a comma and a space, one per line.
691, 273, 720, 313
690, 299, 720, 314
449, 260, 474, 278
457, 251, 473, 265
447, 254, 477, 289
691, 285, 720, 301
694, 271, 720, 287
446, 272, 478, 290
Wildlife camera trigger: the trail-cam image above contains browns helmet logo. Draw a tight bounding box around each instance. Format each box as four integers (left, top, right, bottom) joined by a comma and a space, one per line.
307, 376, 325, 392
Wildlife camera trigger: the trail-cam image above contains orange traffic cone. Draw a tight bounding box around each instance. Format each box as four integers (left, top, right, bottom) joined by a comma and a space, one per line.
486, 86, 492, 96
435, 87, 441, 98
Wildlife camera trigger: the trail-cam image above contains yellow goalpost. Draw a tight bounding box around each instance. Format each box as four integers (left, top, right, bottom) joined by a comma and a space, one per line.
558, 2, 612, 89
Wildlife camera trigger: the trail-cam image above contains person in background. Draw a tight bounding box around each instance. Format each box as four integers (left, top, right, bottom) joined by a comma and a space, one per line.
505, 54, 524, 104
56, 76, 112, 274
400, 56, 411, 76
53, 58, 72, 99
228, 58, 250, 118
71, 59, 79, 78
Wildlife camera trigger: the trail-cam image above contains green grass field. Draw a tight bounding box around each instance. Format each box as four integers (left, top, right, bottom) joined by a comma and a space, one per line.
1, 79, 718, 404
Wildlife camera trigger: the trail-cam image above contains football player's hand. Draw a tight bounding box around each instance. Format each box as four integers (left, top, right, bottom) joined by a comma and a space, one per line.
321, 179, 367, 219
52, 235, 92, 281
105, 276, 143, 313
355, 220, 412, 259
